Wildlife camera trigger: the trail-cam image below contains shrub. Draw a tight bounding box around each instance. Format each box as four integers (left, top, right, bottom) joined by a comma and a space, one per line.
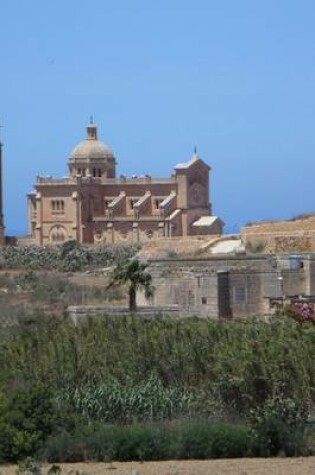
0, 384, 76, 462
47, 465, 61, 475
42, 421, 252, 462
16, 458, 42, 475
40, 428, 89, 463
176, 421, 251, 459
0, 243, 138, 272
250, 396, 308, 456
214, 376, 251, 416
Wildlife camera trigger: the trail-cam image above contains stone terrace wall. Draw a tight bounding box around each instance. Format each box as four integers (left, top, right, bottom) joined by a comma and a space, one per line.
242, 217, 315, 253
138, 235, 220, 259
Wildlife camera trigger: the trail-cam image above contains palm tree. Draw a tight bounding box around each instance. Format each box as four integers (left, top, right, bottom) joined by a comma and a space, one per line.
109, 258, 154, 312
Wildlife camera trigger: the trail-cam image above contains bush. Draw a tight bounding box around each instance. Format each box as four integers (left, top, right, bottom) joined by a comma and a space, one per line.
16, 458, 42, 475
40, 428, 89, 463
176, 421, 251, 459
0, 385, 76, 462
0, 243, 137, 272
250, 396, 308, 456
42, 421, 252, 462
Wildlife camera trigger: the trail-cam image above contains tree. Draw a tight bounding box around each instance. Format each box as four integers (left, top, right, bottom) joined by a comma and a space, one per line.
109, 258, 154, 312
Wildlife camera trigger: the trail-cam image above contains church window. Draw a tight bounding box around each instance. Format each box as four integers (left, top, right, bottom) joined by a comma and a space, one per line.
98, 168, 102, 177
50, 225, 67, 243
78, 167, 86, 176
51, 200, 65, 214
129, 199, 134, 209
93, 168, 96, 177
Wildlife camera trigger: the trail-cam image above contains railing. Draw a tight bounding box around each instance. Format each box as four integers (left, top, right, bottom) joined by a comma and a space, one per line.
36, 176, 75, 185
36, 175, 177, 185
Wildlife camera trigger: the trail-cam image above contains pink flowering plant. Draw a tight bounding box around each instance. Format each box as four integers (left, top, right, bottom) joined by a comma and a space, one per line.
291, 301, 315, 324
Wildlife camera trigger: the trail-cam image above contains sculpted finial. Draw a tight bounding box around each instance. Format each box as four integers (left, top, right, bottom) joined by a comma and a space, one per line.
86, 117, 97, 140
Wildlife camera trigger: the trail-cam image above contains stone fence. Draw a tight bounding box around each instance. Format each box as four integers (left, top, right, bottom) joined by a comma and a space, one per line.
68, 304, 180, 323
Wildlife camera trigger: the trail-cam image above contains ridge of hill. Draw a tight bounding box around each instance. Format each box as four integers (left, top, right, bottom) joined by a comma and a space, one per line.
242, 215, 315, 253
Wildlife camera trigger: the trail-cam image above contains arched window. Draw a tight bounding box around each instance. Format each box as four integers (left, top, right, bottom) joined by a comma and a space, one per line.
49, 225, 67, 244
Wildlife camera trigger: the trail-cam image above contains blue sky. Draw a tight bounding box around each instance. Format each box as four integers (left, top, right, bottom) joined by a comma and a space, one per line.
1, 0, 315, 235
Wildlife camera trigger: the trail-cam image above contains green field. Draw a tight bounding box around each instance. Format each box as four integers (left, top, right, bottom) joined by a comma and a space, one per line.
0, 243, 313, 462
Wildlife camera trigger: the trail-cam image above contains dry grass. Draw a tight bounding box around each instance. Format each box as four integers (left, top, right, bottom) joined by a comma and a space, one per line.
2, 459, 315, 475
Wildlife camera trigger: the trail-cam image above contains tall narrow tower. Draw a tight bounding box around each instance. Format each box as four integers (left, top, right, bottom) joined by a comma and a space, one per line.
0, 135, 5, 244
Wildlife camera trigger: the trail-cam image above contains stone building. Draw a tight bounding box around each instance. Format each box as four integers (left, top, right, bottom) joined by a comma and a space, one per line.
27, 120, 223, 245
142, 253, 315, 319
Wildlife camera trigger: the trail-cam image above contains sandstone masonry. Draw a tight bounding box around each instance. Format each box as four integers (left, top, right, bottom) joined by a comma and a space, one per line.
27, 120, 223, 245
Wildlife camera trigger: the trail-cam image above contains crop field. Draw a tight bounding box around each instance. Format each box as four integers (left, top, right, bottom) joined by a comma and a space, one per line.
0, 244, 314, 464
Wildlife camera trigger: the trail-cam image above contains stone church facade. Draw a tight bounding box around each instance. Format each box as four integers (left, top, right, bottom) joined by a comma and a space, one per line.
27, 120, 223, 245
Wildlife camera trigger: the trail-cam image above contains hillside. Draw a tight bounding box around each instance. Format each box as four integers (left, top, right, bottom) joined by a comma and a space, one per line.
242, 215, 315, 253
0, 269, 123, 327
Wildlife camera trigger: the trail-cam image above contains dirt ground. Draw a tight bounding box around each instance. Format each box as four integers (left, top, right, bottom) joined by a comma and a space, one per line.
2, 458, 315, 475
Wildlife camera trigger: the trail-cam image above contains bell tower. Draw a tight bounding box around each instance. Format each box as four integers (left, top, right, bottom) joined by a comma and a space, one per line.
0, 130, 5, 244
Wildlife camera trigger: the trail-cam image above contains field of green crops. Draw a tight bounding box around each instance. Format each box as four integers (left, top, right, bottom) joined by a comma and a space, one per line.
0, 311, 314, 462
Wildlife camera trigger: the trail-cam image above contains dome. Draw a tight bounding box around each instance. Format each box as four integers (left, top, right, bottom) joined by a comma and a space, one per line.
68, 120, 115, 162
69, 139, 114, 161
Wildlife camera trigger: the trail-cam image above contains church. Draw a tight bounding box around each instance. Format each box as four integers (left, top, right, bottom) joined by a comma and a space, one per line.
27, 120, 223, 245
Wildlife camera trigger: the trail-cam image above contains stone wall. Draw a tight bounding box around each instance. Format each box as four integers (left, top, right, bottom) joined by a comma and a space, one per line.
143, 254, 314, 319
242, 216, 315, 253
138, 235, 219, 259
68, 305, 180, 324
